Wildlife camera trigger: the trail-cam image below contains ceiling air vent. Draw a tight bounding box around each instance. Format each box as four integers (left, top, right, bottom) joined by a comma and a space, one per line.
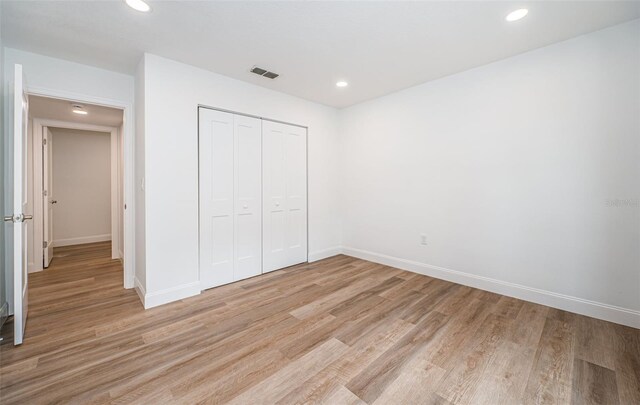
251, 66, 279, 79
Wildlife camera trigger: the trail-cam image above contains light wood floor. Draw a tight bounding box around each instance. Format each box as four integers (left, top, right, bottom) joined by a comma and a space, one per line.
1, 242, 638, 404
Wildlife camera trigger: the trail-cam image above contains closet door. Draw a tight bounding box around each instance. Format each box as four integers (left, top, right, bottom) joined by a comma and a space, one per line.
233, 114, 262, 281
262, 120, 307, 272
199, 108, 262, 290
199, 109, 235, 289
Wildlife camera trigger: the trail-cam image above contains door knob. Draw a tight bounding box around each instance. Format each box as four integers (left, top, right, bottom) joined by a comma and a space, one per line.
51, 200, 57, 204
4, 214, 33, 222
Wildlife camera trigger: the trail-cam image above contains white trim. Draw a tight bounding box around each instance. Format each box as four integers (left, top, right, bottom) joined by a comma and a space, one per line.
31, 121, 55, 272
32, 120, 120, 264
308, 246, 342, 262
134, 277, 146, 307
341, 246, 640, 329
110, 129, 120, 259
31, 120, 45, 273
143, 282, 200, 309
53, 234, 111, 247
32, 119, 115, 133
26, 85, 135, 290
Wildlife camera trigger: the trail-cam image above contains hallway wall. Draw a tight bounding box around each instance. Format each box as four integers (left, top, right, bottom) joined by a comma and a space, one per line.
50, 128, 111, 246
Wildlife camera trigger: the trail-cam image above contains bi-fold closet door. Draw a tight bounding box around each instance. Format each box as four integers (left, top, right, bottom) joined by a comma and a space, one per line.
198, 108, 307, 291
262, 120, 308, 273
199, 109, 262, 290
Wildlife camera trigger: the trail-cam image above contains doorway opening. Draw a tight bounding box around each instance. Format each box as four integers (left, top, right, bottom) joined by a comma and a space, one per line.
27, 95, 128, 284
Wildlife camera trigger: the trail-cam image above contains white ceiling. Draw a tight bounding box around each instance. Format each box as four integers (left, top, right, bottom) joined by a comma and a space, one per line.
3, 1, 639, 108
29, 95, 124, 127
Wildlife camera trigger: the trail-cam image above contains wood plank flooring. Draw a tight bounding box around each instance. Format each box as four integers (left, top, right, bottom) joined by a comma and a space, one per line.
1, 242, 638, 404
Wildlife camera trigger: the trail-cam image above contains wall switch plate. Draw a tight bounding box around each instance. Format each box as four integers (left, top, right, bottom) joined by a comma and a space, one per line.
420, 234, 427, 245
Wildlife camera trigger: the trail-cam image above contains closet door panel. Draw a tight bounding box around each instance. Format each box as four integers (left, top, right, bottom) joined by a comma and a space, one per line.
263, 120, 307, 272
263, 124, 287, 271
285, 125, 307, 263
199, 109, 235, 289
234, 115, 262, 281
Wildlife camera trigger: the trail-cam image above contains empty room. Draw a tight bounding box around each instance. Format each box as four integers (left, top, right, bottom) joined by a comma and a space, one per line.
0, 1, 638, 404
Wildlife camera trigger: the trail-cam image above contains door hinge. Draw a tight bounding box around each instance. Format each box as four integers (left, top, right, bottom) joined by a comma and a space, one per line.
43, 241, 48, 248
43, 138, 47, 146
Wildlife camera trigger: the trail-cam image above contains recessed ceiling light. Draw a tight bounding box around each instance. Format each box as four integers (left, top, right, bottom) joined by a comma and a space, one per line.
72, 104, 88, 115
506, 8, 528, 22
336, 81, 348, 88
125, 0, 151, 13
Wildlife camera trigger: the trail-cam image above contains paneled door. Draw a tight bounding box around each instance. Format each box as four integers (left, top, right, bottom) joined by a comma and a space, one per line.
233, 114, 262, 281
199, 109, 235, 289
199, 108, 262, 290
262, 120, 307, 272
7, 64, 31, 345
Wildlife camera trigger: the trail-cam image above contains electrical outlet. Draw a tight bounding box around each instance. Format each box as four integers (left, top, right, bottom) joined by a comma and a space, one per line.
420, 234, 427, 245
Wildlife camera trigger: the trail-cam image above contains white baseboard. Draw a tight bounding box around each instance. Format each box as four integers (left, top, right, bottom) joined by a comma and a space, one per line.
53, 234, 112, 247
134, 277, 146, 307
342, 246, 640, 329
28, 261, 43, 274
143, 281, 201, 309
308, 246, 343, 262
0, 301, 8, 332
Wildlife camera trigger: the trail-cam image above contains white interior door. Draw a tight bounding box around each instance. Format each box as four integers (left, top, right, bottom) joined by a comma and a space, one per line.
43, 127, 54, 267
199, 109, 262, 290
10, 64, 30, 345
233, 114, 262, 281
262, 120, 307, 273
199, 109, 235, 290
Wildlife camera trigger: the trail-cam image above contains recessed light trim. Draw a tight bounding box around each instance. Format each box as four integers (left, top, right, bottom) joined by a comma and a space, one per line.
336, 81, 348, 88
72, 104, 88, 115
125, 0, 151, 13
506, 8, 528, 22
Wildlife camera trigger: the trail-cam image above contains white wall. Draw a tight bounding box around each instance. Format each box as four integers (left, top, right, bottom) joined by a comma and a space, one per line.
49, 128, 111, 246
339, 20, 640, 327
3, 48, 134, 311
140, 54, 342, 306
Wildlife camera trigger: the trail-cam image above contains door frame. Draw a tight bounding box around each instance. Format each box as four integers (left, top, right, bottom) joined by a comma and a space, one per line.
28, 87, 135, 289
32, 119, 121, 267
